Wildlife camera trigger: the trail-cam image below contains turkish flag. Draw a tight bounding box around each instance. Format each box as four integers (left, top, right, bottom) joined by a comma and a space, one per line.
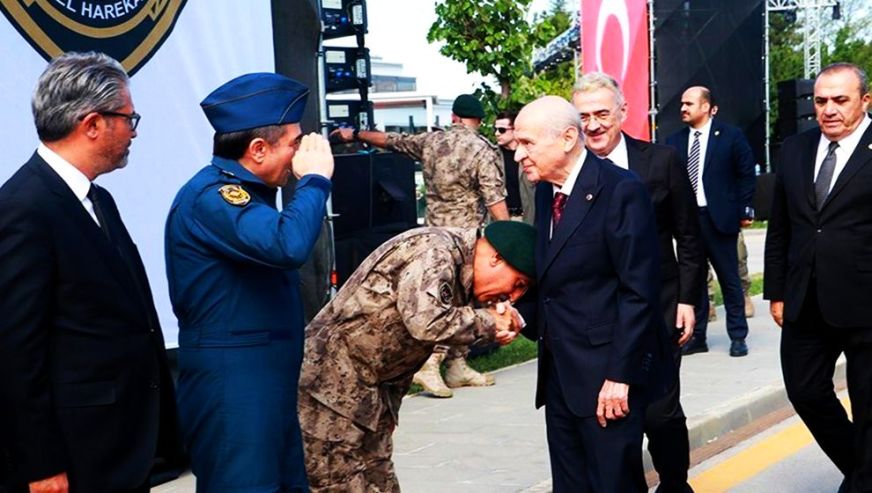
581, 0, 651, 140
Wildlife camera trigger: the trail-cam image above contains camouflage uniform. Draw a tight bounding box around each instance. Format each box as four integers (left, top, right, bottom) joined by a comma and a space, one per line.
386, 125, 506, 363
299, 228, 497, 492
385, 124, 506, 228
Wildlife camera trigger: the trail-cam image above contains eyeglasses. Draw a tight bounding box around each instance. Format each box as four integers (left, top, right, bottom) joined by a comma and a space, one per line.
578, 110, 615, 126
495, 126, 513, 134
100, 111, 141, 131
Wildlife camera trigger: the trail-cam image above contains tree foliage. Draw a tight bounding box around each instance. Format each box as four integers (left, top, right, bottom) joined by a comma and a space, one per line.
427, 0, 565, 101
429, 0, 576, 129
769, 0, 872, 137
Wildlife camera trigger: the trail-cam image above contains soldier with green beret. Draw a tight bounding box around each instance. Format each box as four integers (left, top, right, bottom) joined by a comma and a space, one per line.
332, 93, 511, 396
299, 221, 534, 492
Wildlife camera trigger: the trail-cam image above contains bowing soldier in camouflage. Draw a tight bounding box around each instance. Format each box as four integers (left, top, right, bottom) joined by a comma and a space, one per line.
332, 94, 510, 397
299, 221, 534, 492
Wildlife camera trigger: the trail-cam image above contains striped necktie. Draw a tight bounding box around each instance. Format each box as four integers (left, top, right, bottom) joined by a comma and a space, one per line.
687, 130, 702, 195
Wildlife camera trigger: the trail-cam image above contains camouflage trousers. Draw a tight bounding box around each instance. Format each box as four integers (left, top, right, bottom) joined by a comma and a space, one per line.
432, 344, 468, 360
300, 392, 400, 493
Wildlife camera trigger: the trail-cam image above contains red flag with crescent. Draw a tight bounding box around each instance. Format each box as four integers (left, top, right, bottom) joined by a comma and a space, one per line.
581, 0, 651, 140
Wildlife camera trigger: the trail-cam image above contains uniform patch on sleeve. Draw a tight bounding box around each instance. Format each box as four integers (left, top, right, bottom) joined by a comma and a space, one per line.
439, 282, 453, 305
218, 184, 250, 206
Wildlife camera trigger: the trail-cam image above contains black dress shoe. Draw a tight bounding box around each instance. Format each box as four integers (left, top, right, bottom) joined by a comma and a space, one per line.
682, 337, 709, 355
730, 339, 749, 357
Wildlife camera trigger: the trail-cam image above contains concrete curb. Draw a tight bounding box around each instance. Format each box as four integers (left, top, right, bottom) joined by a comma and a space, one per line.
683, 358, 845, 456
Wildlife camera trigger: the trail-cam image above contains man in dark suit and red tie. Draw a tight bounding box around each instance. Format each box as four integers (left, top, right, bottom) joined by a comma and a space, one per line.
0, 52, 183, 493
514, 95, 664, 492
573, 72, 703, 493
665, 86, 756, 357
765, 62, 872, 493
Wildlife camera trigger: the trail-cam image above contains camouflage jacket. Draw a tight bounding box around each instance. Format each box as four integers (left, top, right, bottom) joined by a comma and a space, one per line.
386, 125, 506, 228
299, 228, 496, 431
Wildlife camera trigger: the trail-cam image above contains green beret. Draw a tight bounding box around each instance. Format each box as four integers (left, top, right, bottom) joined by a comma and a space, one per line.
452, 94, 485, 119
484, 221, 536, 278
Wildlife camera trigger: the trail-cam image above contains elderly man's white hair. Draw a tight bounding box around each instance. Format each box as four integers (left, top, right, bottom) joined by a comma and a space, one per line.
573, 71, 625, 108
518, 95, 583, 137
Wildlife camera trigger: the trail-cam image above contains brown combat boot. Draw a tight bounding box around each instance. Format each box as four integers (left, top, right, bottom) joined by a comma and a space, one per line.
412, 352, 452, 398
744, 294, 755, 318
444, 357, 495, 388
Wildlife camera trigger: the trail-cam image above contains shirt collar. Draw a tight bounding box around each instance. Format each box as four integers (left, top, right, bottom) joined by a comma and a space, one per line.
211, 156, 269, 186
604, 133, 629, 169
554, 147, 587, 196
826, 113, 872, 150
692, 118, 713, 137
37, 143, 92, 201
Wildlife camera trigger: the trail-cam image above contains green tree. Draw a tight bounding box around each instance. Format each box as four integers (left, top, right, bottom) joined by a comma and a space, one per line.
427, 0, 563, 101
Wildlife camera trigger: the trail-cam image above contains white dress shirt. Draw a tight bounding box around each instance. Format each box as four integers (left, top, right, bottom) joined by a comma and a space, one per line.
604, 134, 630, 170
550, 148, 587, 238
814, 114, 872, 194
686, 118, 713, 207
37, 144, 100, 226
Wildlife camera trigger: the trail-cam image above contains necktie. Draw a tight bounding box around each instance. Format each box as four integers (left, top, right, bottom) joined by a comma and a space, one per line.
814, 141, 839, 210
87, 184, 112, 241
551, 192, 568, 229
687, 130, 702, 196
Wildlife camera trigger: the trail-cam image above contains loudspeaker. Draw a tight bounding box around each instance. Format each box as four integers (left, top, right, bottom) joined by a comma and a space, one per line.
776, 78, 817, 141
777, 79, 814, 101
331, 151, 417, 239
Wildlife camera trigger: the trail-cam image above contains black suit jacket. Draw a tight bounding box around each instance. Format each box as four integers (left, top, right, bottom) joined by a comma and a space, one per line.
764, 122, 872, 327
624, 134, 703, 307
520, 152, 663, 417
0, 154, 182, 491
665, 119, 756, 234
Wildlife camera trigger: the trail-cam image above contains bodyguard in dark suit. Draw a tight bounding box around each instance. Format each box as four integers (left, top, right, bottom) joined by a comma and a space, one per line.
665, 87, 756, 357
765, 62, 872, 493
514, 96, 663, 492
0, 52, 182, 493
573, 73, 703, 493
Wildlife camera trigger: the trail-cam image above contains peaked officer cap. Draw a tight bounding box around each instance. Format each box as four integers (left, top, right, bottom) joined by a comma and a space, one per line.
201, 73, 309, 133
484, 221, 536, 278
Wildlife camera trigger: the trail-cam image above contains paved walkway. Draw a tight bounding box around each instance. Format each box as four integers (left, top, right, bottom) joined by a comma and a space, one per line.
158, 230, 802, 492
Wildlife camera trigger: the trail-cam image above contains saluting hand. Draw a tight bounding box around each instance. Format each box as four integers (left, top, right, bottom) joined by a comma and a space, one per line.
292, 133, 334, 180
29, 472, 68, 493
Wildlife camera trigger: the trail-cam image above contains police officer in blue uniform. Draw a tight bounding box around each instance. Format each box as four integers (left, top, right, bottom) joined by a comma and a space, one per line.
165, 73, 334, 493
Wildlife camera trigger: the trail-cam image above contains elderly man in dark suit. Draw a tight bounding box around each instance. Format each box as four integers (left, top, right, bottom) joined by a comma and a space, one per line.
665, 86, 756, 357
514, 95, 664, 492
765, 62, 872, 493
573, 72, 703, 493
0, 52, 182, 493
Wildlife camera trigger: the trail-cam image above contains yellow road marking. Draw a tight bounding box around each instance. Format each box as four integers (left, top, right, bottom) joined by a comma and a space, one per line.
689, 397, 850, 492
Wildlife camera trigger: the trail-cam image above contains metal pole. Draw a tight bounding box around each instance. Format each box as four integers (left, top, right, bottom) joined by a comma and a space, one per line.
648, 0, 657, 142
764, 1, 771, 172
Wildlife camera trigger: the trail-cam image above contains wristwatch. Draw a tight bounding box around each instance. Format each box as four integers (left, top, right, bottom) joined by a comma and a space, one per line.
352, 128, 361, 141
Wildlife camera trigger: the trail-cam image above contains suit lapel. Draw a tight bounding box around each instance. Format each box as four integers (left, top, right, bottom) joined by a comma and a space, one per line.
821, 122, 872, 210
540, 154, 602, 279
29, 156, 145, 312
702, 120, 720, 177
802, 130, 822, 210
625, 134, 650, 180
675, 128, 689, 162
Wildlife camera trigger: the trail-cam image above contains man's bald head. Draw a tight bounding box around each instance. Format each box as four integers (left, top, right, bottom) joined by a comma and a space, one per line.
513, 96, 584, 186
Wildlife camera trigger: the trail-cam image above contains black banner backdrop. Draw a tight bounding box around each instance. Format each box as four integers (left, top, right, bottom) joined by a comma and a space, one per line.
654, 0, 766, 169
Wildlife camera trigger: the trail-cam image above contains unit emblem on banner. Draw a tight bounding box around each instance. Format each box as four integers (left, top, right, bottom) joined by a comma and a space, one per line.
0, 0, 188, 76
